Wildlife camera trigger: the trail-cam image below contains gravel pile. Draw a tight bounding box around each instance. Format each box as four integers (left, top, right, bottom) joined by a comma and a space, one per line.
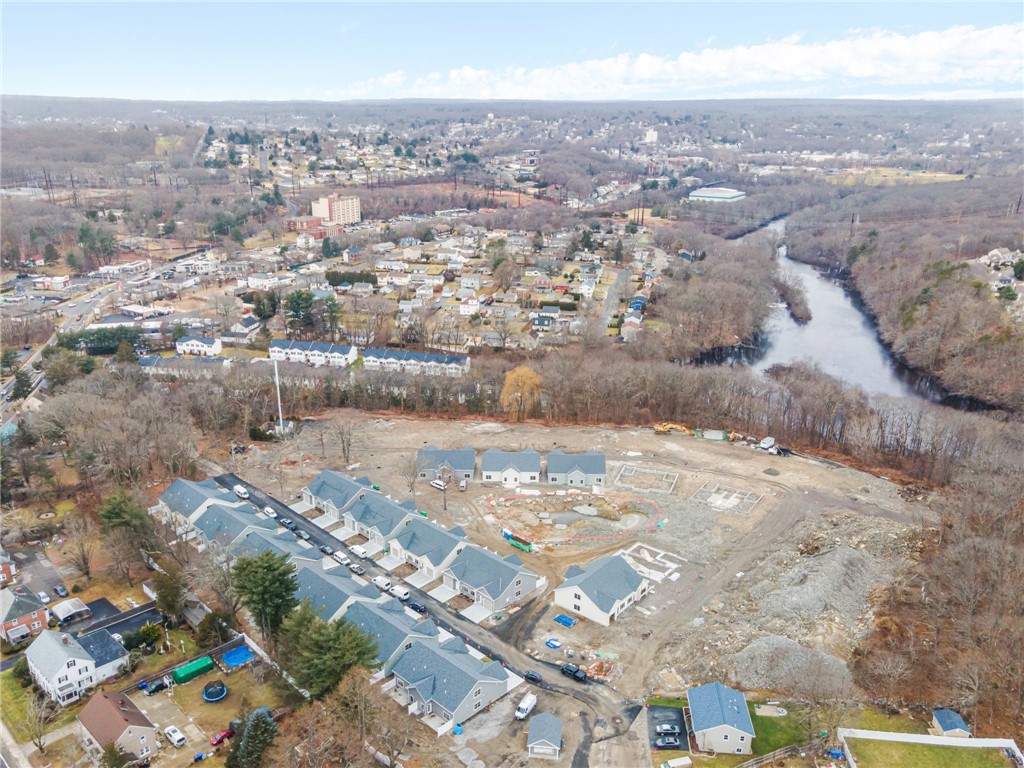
728, 635, 853, 690
760, 545, 878, 624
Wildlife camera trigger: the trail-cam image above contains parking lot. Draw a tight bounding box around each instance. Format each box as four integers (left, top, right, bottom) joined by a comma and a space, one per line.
6, 546, 66, 599
647, 704, 687, 752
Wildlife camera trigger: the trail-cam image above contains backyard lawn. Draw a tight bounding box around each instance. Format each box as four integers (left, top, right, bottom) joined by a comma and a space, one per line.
0, 670, 84, 743
846, 738, 1012, 768
843, 705, 929, 734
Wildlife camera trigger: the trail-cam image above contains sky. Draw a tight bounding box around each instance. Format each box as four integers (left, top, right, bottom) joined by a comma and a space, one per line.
2, 2, 1022, 102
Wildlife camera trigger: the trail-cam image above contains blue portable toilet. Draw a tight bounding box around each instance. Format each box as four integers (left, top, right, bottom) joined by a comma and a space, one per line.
453, 723, 463, 736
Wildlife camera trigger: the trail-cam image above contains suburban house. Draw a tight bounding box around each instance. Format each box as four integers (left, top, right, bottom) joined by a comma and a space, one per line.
269, 340, 358, 367
175, 336, 222, 356
687, 682, 755, 755
224, 315, 262, 344
151, 478, 249, 538
480, 448, 541, 485
302, 470, 374, 520
26, 630, 129, 705
345, 598, 439, 675
443, 546, 541, 616
546, 450, 607, 486
0, 587, 48, 643
362, 348, 471, 377
229, 529, 311, 561
527, 712, 563, 760
390, 518, 468, 581
391, 637, 511, 733
342, 494, 416, 552
553, 555, 649, 627
189, 503, 279, 551
417, 446, 476, 481
932, 709, 972, 738
78, 691, 159, 764
0, 545, 15, 584
292, 560, 381, 622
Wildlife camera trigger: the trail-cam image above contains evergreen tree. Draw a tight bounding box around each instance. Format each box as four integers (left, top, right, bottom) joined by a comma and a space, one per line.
232, 552, 297, 640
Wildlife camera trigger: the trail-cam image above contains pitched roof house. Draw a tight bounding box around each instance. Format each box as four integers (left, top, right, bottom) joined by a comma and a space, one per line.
546, 450, 607, 486
26, 630, 128, 706
0, 544, 15, 584
302, 470, 374, 519
390, 518, 468, 581
688, 682, 755, 755
343, 494, 415, 550
293, 560, 380, 622
0, 587, 48, 643
480, 448, 541, 485
78, 691, 158, 763
527, 712, 563, 760
417, 446, 476, 481
391, 637, 511, 733
443, 546, 541, 614
345, 598, 438, 674
553, 555, 649, 627
932, 708, 971, 738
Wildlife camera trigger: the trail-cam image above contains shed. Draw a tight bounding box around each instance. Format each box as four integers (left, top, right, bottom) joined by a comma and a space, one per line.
172, 655, 214, 684
527, 712, 563, 760
932, 708, 971, 738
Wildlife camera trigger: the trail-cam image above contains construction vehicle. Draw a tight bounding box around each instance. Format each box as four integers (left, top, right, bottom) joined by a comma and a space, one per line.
653, 423, 694, 436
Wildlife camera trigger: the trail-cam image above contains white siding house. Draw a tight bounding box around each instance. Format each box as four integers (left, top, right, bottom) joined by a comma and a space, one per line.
688, 682, 755, 755
552, 555, 649, 627
480, 449, 541, 485
175, 336, 222, 356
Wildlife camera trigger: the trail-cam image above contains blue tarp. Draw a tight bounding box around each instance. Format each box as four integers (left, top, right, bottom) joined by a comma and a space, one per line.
553, 614, 577, 628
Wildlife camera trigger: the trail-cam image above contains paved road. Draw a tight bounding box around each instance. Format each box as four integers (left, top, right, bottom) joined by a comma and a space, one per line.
213, 472, 636, 738
601, 266, 633, 327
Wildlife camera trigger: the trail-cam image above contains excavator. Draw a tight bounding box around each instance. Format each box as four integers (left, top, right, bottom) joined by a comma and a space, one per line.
653, 423, 694, 436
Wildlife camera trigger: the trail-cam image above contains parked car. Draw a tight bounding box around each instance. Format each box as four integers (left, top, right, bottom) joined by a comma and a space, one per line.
53, 585, 68, 598
232, 484, 249, 499
655, 724, 680, 735
407, 600, 428, 614
319, 544, 335, 556
348, 563, 366, 576
262, 506, 277, 519
332, 552, 351, 567
210, 728, 235, 746
429, 479, 447, 491
36, 591, 51, 605
654, 737, 681, 749
296, 529, 311, 541
560, 663, 587, 683
524, 671, 543, 685
163, 726, 186, 748
144, 679, 167, 696
388, 585, 411, 601
280, 519, 297, 530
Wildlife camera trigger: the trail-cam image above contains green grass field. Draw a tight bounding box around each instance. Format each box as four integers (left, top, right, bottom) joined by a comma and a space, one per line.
846, 738, 1012, 768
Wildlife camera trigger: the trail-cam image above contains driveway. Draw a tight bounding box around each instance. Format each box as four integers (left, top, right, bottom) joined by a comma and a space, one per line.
647, 704, 687, 753
7, 547, 65, 597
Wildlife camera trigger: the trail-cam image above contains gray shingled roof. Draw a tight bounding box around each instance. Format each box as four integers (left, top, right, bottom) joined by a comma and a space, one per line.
159, 478, 235, 517
25, 630, 92, 680
392, 637, 507, 712
393, 518, 465, 566
229, 530, 309, 560
687, 682, 755, 736
528, 712, 563, 748
78, 630, 128, 670
417, 446, 476, 474
346, 494, 412, 538
546, 449, 606, 476
445, 546, 533, 599
304, 470, 371, 511
293, 562, 379, 621
345, 598, 437, 663
1, 587, 45, 622
557, 555, 642, 612
192, 504, 276, 546
480, 448, 541, 474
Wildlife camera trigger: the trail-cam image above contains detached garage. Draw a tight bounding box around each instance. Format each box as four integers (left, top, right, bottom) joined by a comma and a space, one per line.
527, 712, 563, 760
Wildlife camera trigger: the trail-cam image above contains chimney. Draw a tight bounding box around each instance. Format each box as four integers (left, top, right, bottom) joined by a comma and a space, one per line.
61, 634, 69, 645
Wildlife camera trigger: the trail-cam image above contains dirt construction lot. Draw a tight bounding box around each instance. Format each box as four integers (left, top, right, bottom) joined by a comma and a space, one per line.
224, 411, 924, 763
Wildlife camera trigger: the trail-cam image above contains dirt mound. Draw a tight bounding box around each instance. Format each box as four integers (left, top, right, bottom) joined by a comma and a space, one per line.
760, 545, 878, 624
729, 635, 852, 690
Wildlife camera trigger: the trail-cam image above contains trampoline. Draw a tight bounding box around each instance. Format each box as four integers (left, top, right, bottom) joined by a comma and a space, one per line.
221, 646, 255, 669
202, 680, 228, 703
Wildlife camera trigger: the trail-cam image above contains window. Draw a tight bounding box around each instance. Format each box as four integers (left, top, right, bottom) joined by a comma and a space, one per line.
739, 736, 745, 742
140, 747, 150, 757
515, 590, 521, 597
515, 578, 521, 586
68, 660, 76, 668
140, 736, 146, 743
31, 621, 41, 629
405, 642, 412, 651
723, 734, 729, 741
474, 688, 481, 697
573, 604, 581, 611
58, 675, 68, 684
474, 701, 482, 710
573, 592, 581, 600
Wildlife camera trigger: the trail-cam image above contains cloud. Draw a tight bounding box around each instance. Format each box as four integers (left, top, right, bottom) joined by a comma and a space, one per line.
328, 24, 1023, 100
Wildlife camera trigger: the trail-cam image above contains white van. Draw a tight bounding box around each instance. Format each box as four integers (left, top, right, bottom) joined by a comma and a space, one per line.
332, 551, 351, 567
349, 545, 369, 559
388, 585, 410, 601
429, 479, 447, 491
658, 758, 693, 768
459, 479, 467, 492
232, 484, 249, 499
514, 692, 537, 720
371, 576, 392, 591
263, 505, 277, 519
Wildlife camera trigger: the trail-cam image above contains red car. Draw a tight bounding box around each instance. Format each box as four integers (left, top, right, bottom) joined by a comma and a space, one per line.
210, 729, 234, 746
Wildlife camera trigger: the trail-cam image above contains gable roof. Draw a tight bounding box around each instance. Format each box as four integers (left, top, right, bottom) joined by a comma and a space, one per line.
687, 682, 755, 736
159, 478, 236, 518
293, 562, 379, 621
933, 708, 970, 733
345, 493, 412, 538
192, 504, 277, 546
229, 529, 309, 560
392, 637, 507, 712
363, 348, 469, 366
304, 470, 372, 511
417, 446, 476, 474
344, 598, 438, 663
557, 555, 643, 612
1, 587, 45, 622
528, 712, 563, 748
546, 449, 606, 476
393, 518, 465, 566
25, 631, 92, 679
445, 546, 534, 599
78, 691, 155, 750
78, 630, 128, 669
480, 448, 541, 474
177, 336, 218, 345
